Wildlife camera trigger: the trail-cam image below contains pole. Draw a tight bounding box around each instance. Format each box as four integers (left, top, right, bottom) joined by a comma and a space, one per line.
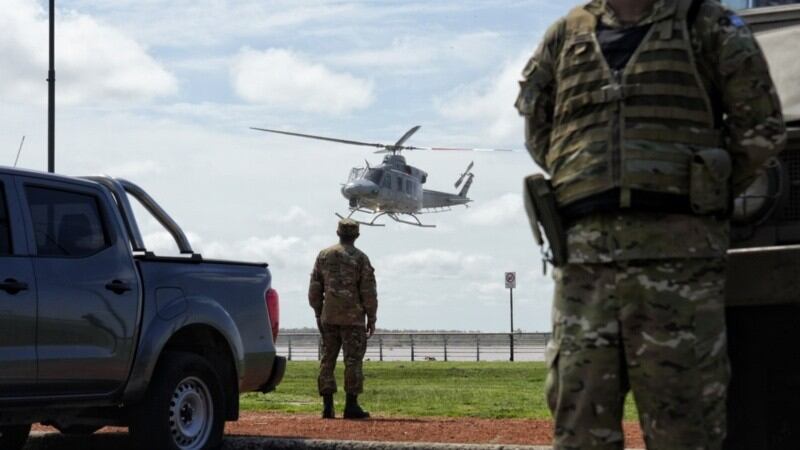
510, 287, 515, 362
47, 0, 55, 173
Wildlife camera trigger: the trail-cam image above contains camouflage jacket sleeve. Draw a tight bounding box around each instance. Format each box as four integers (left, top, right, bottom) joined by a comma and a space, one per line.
695, 2, 787, 193
359, 255, 378, 324
515, 19, 565, 173
308, 253, 324, 318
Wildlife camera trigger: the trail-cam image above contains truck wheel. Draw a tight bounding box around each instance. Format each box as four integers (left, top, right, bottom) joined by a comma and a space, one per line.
131, 352, 225, 450
0, 425, 31, 450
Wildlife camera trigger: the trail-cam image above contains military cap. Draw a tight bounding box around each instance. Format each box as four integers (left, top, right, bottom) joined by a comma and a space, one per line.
337, 219, 360, 236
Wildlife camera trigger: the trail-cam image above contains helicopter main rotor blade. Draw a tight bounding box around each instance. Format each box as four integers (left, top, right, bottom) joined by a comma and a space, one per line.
393, 125, 421, 148
402, 146, 522, 152
251, 127, 387, 150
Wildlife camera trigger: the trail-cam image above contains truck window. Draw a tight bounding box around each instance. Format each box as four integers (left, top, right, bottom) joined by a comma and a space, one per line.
0, 184, 11, 255
26, 187, 110, 257
724, 0, 800, 7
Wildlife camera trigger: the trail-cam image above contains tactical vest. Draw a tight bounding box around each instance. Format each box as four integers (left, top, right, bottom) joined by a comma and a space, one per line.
548, 0, 722, 208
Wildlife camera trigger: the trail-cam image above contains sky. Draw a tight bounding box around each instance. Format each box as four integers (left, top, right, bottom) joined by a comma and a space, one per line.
1, 0, 794, 333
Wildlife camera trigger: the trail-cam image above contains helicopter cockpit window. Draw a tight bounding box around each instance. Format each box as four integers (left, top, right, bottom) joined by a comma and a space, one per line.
383, 175, 392, 189
365, 169, 384, 184
405, 180, 412, 194
396, 177, 403, 191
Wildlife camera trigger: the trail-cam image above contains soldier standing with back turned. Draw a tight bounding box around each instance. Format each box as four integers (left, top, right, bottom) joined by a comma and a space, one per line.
309, 219, 377, 420
516, 0, 785, 449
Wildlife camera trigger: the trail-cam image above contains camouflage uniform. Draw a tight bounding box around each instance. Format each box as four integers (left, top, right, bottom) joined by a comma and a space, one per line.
517, 1, 786, 449
309, 220, 378, 396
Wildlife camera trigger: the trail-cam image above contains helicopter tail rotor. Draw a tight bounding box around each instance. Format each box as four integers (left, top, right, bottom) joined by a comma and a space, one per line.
455, 161, 475, 189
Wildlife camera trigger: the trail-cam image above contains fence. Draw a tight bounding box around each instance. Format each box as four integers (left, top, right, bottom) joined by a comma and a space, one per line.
276, 333, 551, 362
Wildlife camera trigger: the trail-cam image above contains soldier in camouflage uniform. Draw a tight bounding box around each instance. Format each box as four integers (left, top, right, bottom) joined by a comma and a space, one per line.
516, 0, 786, 448
309, 219, 377, 420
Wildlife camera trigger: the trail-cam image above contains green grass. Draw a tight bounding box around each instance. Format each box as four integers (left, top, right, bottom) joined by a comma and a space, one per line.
242, 361, 638, 420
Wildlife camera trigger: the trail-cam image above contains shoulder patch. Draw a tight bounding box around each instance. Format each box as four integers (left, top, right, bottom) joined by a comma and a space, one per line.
729, 13, 746, 28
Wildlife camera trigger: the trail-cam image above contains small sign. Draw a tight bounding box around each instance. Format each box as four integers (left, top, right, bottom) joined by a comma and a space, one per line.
505, 272, 516, 289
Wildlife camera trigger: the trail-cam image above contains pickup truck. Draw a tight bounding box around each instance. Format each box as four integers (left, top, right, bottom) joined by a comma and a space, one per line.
0, 168, 285, 450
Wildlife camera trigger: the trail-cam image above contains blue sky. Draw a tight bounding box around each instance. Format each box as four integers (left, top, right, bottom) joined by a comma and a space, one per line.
2, 1, 795, 332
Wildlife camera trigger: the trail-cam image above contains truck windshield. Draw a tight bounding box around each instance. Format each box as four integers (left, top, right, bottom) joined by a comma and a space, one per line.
724, 0, 800, 8
365, 169, 384, 184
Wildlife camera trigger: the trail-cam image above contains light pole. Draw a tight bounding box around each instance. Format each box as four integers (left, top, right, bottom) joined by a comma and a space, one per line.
47, 0, 55, 173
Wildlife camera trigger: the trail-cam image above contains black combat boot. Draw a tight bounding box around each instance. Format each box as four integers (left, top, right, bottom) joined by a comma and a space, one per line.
343, 393, 370, 419
322, 394, 335, 419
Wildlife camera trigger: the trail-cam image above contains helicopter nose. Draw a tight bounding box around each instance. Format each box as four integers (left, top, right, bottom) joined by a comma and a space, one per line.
342, 180, 379, 199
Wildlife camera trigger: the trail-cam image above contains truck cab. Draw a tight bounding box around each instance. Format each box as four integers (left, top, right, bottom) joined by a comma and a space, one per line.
0, 168, 285, 450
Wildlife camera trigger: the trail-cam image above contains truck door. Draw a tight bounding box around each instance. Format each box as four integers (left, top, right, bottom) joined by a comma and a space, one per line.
19, 178, 141, 395
0, 176, 37, 396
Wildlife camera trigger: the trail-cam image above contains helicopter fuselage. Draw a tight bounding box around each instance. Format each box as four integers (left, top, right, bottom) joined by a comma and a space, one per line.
341, 154, 427, 214
252, 124, 482, 227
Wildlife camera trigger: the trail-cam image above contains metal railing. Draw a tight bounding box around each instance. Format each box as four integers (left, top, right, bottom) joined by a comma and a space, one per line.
276, 332, 550, 362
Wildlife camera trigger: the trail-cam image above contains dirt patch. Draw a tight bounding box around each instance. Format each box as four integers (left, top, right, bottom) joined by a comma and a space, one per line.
225, 412, 645, 448
32, 412, 645, 448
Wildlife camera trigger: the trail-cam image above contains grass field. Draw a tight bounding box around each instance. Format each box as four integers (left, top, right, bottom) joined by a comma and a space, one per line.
242, 361, 638, 420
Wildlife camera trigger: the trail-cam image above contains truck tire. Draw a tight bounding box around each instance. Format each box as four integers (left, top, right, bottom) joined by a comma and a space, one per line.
0, 425, 31, 450
130, 352, 225, 450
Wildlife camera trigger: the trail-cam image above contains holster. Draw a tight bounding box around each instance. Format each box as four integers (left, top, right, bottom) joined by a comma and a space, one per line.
524, 174, 567, 267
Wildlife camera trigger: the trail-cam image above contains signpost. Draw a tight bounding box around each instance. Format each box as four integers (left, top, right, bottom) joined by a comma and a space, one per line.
505, 272, 516, 361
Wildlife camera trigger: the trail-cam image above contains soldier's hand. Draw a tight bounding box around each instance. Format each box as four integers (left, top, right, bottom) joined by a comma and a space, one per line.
366, 321, 376, 338
316, 317, 323, 334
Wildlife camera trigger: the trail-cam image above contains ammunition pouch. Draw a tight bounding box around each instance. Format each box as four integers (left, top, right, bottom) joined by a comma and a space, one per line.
524, 174, 567, 267
690, 148, 732, 215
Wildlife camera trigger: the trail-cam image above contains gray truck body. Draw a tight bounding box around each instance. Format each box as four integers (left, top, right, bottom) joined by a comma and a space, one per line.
0, 167, 283, 424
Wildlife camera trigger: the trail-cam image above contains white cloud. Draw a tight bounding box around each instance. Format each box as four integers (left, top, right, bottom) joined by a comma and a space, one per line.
141, 230, 320, 271
328, 32, 503, 74
463, 193, 523, 227
260, 206, 319, 228
435, 52, 529, 144
102, 160, 163, 178
380, 249, 493, 279
231, 48, 374, 114
0, 0, 177, 105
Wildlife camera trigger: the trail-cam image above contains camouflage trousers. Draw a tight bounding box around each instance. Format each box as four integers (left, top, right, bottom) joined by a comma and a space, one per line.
547, 258, 730, 450
318, 324, 367, 395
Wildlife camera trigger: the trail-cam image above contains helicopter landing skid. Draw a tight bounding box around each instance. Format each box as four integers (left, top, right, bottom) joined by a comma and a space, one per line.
336, 211, 387, 227
389, 213, 436, 228
335, 211, 436, 228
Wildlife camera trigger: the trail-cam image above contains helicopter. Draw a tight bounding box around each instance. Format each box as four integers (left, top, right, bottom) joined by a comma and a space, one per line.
251, 125, 516, 227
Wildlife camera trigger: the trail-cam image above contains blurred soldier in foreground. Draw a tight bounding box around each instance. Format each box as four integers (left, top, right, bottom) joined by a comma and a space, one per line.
516, 0, 786, 448
309, 219, 378, 420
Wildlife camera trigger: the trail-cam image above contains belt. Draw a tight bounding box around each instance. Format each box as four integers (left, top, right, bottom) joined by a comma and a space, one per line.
560, 189, 693, 223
